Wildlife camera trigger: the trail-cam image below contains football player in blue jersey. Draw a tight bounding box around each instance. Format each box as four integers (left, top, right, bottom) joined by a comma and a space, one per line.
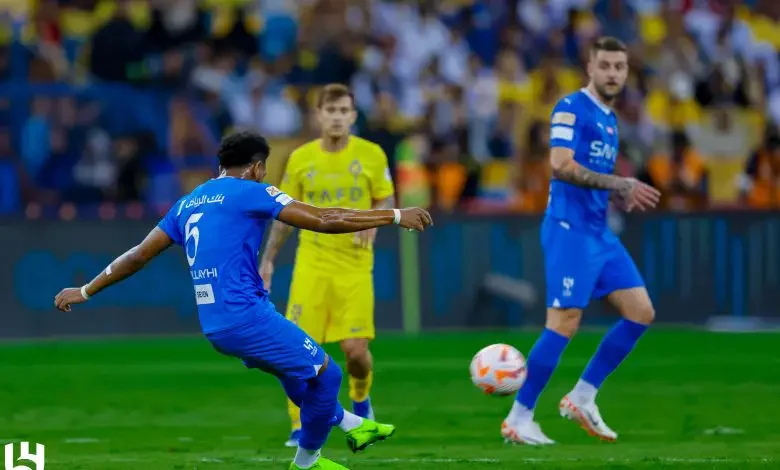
501, 37, 661, 445
54, 130, 433, 470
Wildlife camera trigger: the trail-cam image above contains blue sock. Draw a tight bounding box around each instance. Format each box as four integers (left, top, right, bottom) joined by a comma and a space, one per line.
352, 398, 372, 418
299, 359, 343, 451
515, 328, 570, 410
581, 319, 648, 389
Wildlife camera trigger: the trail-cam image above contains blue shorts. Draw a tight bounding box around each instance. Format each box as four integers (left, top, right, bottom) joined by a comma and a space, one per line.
206, 312, 326, 381
542, 217, 644, 309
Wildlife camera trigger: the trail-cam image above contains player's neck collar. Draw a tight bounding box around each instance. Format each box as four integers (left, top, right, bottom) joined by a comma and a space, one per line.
580, 87, 612, 116
320, 135, 352, 154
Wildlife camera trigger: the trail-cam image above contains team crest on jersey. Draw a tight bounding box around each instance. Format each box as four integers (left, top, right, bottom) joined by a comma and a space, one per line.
607, 127, 614, 135
266, 186, 282, 197
305, 166, 316, 182
552, 112, 576, 125
349, 160, 362, 182
562, 277, 574, 297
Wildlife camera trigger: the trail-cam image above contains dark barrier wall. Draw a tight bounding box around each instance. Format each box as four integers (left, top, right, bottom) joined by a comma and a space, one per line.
0, 221, 401, 339
419, 213, 780, 329
2, 212, 778, 339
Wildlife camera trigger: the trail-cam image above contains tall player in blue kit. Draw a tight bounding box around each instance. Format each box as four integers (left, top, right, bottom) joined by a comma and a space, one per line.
501, 37, 662, 445
54, 131, 433, 470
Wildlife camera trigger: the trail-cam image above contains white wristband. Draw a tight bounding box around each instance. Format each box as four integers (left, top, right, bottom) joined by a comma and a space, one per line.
392, 209, 401, 225
80, 285, 91, 300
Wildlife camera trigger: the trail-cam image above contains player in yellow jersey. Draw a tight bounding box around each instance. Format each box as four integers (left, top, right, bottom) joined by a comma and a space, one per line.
260, 84, 395, 448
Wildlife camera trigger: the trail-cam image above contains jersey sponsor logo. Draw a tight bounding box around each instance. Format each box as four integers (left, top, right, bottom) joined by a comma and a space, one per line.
176, 199, 187, 216
184, 194, 224, 210
589, 141, 617, 161
275, 194, 293, 206
266, 186, 282, 197
552, 111, 576, 125
551, 126, 574, 141
194, 283, 215, 305
305, 187, 364, 204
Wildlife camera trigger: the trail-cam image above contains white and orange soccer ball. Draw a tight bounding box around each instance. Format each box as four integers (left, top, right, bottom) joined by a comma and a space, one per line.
469, 343, 527, 396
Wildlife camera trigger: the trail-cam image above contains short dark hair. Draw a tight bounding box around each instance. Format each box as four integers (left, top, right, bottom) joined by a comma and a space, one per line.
590, 36, 628, 54
217, 130, 270, 169
317, 83, 355, 108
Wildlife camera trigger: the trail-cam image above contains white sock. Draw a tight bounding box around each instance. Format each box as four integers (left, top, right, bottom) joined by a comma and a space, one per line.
294, 447, 320, 468
571, 379, 598, 404
337, 410, 364, 432
508, 401, 533, 423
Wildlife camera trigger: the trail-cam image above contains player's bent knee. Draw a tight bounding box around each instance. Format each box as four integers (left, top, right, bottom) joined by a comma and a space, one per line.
545, 308, 583, 338
626, 303, 655, 325
317, 355, 343, 388
341, 339, 370, 363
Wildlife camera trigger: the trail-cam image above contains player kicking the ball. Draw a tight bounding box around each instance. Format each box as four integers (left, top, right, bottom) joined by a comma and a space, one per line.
501, 37, 661, 445
260, 84, 395, 447
54, 131, 433, 469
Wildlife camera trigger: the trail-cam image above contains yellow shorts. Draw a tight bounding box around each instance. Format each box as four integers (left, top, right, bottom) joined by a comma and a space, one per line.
285, 264, 375, 344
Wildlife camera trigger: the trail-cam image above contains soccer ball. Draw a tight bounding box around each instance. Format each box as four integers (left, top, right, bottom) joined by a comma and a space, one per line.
470, 344, 527, 396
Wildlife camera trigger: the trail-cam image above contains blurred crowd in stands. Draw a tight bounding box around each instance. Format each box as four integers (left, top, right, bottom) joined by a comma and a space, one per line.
2, 0, 780, 218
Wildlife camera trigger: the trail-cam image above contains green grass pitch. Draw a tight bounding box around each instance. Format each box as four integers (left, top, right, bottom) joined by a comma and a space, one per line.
0, 329, 778, 469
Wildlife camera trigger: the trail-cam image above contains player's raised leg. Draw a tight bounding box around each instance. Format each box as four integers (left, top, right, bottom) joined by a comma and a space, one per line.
282, 265, 330, 447
561, 243, 653, 441
280, 373, 395, 454
206, 316, 346, 469
291, 357, 348, 470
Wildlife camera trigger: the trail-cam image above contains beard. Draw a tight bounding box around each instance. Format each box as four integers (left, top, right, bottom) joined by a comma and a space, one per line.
594, 82, 623, 101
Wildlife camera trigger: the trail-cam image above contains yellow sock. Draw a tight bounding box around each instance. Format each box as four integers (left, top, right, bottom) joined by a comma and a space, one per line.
288, 398, 301, 431
349, 370, 373, 403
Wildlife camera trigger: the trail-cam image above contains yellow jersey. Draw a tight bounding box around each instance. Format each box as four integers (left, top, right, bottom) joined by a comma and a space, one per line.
280, 136, 395, 272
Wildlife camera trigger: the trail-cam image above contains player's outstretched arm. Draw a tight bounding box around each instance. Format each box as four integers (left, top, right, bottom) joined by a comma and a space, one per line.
550, 147, 661, 211
54, 228, 174, 312
277, 201, 432, 234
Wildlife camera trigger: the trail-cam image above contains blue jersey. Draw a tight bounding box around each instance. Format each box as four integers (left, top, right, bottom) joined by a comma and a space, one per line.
158, 176, 294, 334
545, 88, 620, 233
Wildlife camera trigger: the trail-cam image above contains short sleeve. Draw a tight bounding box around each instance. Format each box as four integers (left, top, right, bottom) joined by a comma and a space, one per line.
242, 183, 295, 220
549, 99, 582, 151
279, 152, 303, 200
369, 146, 395, 200
157, 199, 184, 245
